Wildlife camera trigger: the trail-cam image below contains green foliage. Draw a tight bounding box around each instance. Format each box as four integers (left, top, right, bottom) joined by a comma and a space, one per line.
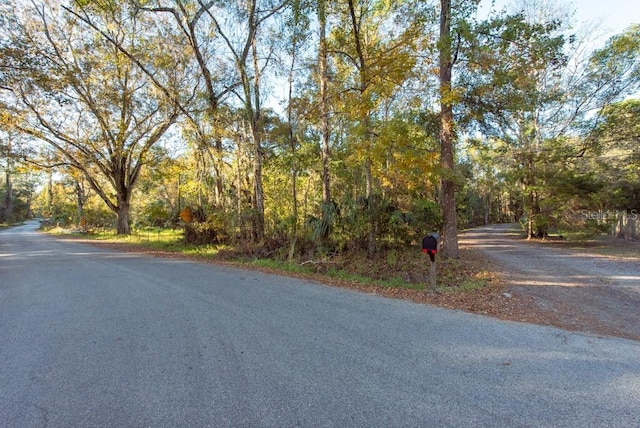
306, 201, 339, 242
445, 278, 487, 293
583, 25, 640, 106
137, 200, 174, 228
3, 0, 639, 256
406, 198, 442, 239
307, 195, 442, 252
458, 11, 567, 132
181, 210, 237, 246
0, 189, 31, 223
250, 258, 314, 275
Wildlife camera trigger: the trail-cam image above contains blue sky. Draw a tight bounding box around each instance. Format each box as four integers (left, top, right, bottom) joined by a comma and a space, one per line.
568, 0, 639, 45
479, 0, 638, 41
570, 0, 639, 32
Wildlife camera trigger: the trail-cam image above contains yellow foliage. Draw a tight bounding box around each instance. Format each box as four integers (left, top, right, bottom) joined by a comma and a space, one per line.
180, 206, 194, 223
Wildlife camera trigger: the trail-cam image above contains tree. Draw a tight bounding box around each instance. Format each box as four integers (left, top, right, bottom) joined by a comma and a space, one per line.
136, 0, 241, 210
464, 17, 639, 238
330, 0, 424, 256
438, 0, 458, 257
202, 0, 289, 242
455, 5, 567, 238
591, 99, 640, 210
318, 0, 331, 207
0, 129, 15, 222
279, 0, 312, 257
1, 1, 182, 233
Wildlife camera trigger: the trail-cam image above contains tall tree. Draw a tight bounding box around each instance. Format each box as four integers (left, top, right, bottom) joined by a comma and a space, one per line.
438, 0, 458, 257
279, 0, 312, 257
136, 0, 240, 209
330, 0, 423, 256
318, 0, 332, 208
0, 130, 15, 222
461, 15, 638, 238
590, 99, 640, 210
1, 1, 182, 233
202, 0, 289, 242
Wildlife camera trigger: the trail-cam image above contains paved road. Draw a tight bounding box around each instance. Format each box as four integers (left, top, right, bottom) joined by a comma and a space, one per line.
1, 221, 639, 427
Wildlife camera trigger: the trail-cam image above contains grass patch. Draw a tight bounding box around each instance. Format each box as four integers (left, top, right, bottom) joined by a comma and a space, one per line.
249, 258, 315, 275
46, 226, 497, 295
443, 278, 487, 293
50, 227, 183, 244
561, 231, 599, 242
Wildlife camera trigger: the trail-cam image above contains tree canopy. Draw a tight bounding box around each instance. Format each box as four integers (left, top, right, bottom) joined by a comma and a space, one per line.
1, 0, 638, 247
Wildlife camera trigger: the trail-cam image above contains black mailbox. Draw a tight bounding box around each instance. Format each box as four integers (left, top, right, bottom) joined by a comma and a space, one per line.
422, 233, 440, 261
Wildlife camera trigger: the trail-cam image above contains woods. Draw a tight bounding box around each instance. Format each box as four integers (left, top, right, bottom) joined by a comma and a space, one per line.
1, 0, 639, 253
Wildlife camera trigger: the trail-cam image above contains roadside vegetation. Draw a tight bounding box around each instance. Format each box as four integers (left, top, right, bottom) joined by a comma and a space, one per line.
45, 225, 497, 296
2, 0, 638, 299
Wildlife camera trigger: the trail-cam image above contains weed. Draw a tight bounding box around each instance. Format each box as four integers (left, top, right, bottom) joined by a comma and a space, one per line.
441, 278, 487, 293
47, 227, 492, 295
250, 258, 314, 275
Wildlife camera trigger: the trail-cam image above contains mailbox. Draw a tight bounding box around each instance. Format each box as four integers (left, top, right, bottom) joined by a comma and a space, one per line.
422, 232, 440, 262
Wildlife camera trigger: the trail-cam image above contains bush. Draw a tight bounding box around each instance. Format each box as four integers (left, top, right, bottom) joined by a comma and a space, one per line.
183, 222, 219, 245
182, 211, 235, 245
137, 201, 174, 227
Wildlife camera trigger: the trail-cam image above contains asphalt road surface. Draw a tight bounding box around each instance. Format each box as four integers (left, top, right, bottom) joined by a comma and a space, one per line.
1, 221, 639, 427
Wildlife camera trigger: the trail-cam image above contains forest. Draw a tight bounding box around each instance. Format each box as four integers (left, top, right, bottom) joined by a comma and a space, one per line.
1, 0, 639, 263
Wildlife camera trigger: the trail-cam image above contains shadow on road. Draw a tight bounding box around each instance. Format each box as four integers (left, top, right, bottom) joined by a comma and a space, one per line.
459, 223, 640, 341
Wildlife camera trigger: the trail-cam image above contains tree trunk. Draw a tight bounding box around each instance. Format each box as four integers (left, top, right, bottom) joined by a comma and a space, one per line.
235, 146, 243, 239
287, 51, 299, 260
116, 194, 131, 235
527, 191, 534, 240
348, 0, 376, 257
74, 179, 85, 229
252, 144, 265, 242
438, 0, 459, 258
214, 138, 224, 208
319, 0, 331, 206
365, 151, 376, 258
250, 13, 265, 243
2, 167, 12, 221
3, 172, 11, 219
25, 191, 33, 219
2, 139, 13, 221
47, 168, 53, 217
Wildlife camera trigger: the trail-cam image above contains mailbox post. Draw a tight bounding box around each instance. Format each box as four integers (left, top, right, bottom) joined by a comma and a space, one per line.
422, 233, 440, 290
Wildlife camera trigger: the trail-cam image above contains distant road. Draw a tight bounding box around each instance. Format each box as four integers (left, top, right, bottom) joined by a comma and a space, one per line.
460, 223, 640, 289
460, 223, 640, 340
1, 221, 639, 427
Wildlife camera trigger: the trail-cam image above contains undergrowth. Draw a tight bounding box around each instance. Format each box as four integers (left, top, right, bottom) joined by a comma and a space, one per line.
46, 226, 496, 294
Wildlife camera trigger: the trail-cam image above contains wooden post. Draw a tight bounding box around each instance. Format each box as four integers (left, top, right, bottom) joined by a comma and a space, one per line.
429, 259, 437, 291
422, 233, 440, 292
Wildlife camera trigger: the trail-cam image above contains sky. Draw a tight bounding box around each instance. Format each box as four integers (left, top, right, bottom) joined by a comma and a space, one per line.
479, 0, 639, 43
568, 0, 639, 34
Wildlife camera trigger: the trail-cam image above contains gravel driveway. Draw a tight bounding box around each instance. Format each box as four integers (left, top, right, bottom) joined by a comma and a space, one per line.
460, 224, 640, 341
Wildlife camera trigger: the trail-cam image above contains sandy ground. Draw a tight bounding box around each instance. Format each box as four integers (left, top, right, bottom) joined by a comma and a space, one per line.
460, 224, 640, 341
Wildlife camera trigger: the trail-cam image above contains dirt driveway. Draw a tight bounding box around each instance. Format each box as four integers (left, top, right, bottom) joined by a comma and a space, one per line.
460, 223, 640, 341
